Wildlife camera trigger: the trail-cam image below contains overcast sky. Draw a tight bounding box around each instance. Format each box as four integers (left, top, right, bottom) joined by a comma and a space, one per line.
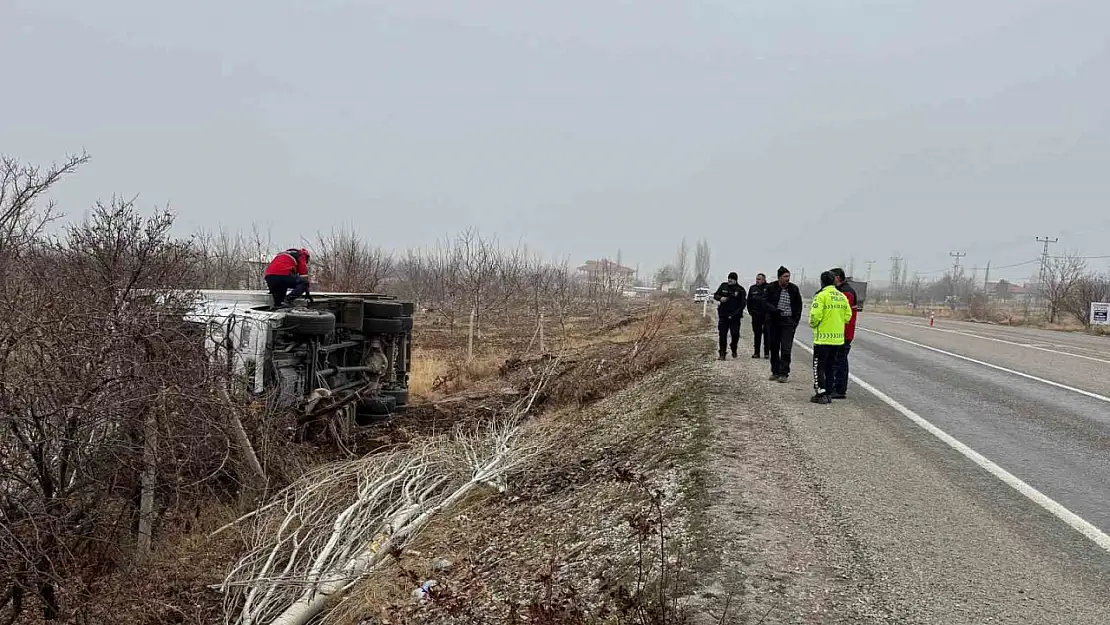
3, 0, 1109, 282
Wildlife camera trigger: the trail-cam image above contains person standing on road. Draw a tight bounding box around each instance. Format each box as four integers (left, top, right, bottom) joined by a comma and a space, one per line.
809, 270, 853, 404
746, 273, 771, 359
264, 248, 313, 307
830, 267, 860, 399
713, 271, 747, 360
763, 266, 803, 382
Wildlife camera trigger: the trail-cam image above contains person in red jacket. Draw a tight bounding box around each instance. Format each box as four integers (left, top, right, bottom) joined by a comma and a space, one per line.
264, 248, 312, 307
830, 267, 859, 398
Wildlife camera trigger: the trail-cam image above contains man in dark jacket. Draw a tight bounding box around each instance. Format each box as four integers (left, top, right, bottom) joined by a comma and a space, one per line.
830, 267, 860, 398
762, 266, 803, 382
713, 272, 747, 360
746, 273, 771, 359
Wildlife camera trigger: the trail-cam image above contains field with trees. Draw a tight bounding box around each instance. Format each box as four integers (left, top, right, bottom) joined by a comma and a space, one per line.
1, 154, 721, 624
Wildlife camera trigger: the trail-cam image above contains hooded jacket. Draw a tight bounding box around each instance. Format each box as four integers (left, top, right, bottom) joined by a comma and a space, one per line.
810, 285, 853, 346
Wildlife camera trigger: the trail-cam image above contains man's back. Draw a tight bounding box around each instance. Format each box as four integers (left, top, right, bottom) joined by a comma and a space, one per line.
837, 282, 859, 342
810, 286, 852, 345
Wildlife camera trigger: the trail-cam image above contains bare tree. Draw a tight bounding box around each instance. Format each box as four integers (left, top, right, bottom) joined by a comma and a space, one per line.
0, 161, 277, 622
1063, 272, 1110, 326
0, 152, 87, 259
672, 239, 690, 292
694, 239, 711, 288
1042, 253, 1086, 323
654, 265, 676, 289
314, 225, 395, 292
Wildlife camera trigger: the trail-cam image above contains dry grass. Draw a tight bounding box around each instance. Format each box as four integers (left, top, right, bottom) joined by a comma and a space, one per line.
869, 301, 1098, 332
60, 300, 707, 625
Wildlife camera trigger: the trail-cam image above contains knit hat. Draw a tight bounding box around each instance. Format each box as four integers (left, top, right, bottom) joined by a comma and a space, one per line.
727, 271, 738, 280
777, 266, 790, 277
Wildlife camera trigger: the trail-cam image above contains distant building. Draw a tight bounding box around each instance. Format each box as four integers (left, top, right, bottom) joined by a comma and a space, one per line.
987, 281, 1035, 301
577, 258, 637, 291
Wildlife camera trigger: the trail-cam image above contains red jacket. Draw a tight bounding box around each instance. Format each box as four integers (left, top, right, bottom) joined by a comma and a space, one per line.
840, 286, 858, 342
265, 249, 309, 277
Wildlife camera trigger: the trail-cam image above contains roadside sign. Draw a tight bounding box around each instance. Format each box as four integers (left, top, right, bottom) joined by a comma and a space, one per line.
1092, 302, 1110, 326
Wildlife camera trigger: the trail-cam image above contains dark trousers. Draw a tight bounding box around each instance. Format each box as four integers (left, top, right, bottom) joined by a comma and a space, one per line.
833, 340, 852, 395
750, 316, 770, 356
812, 344, 838, 395
718, 315, 741, 355
265, 274, 310, 306
767, 321, 797, 376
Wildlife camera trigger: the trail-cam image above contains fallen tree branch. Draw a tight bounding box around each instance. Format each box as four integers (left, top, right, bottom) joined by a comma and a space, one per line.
220, 358, 559, 625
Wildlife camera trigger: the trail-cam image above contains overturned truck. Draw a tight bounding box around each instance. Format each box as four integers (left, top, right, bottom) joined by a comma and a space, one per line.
187, 290, 414, 425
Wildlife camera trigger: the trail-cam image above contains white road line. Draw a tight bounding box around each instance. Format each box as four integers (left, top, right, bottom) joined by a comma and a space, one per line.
792, 339, 1110, 554
857, 328, 1110, 404
869, 318, 1110, 364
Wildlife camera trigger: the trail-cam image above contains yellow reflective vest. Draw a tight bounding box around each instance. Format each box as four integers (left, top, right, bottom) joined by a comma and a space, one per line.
809, 285, 853, 346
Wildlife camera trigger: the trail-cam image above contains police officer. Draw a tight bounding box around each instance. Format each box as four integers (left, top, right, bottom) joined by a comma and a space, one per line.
713, 272, 747, 360
747, 273, 771, 359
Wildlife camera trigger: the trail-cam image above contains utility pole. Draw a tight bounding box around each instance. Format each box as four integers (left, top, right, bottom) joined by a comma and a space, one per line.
949, 251, 966, 274
864, 259, 877, 283
949, 251, 966, 298
1035, 236, 1058, 290
889, 255, 904, 290
983, 261, 991, 291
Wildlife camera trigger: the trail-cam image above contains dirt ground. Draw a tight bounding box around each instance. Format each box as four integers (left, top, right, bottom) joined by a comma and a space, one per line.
689, 359, 902, 624
328, 336, 719, 624
328, 317, 914, 624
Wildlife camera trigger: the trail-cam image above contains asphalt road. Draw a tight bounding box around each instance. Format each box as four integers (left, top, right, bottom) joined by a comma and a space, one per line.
714, 310, 1110, 621
846, 313, 1110, 533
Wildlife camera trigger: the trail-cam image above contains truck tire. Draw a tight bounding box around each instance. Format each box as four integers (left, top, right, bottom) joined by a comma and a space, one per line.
363, 317, 403, 334
281, 309, 336, 336
382, 389, 409, 407
363, 301, 403, 318
355, 395, 396, 425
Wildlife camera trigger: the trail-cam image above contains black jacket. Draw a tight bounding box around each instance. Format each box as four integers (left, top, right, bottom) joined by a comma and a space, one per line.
763, 281, 803, 325
713, 282, 746, 318
747, 282, 768, 317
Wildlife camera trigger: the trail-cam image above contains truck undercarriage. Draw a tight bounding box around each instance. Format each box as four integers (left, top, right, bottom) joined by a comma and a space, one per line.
190, 290, 414, 427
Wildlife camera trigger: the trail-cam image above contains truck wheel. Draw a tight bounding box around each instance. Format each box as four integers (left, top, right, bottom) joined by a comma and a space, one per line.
281, 309, 336, 336
382, 389, 409, 407
363, 301, 403, 318
355, 395, 396, 425
363, 317, 403, 334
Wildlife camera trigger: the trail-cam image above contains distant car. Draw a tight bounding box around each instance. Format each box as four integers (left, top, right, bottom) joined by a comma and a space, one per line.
693, 286, 711, 303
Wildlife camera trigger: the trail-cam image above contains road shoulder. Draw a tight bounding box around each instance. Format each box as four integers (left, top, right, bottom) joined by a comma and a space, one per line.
695, 346, 1110, 624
